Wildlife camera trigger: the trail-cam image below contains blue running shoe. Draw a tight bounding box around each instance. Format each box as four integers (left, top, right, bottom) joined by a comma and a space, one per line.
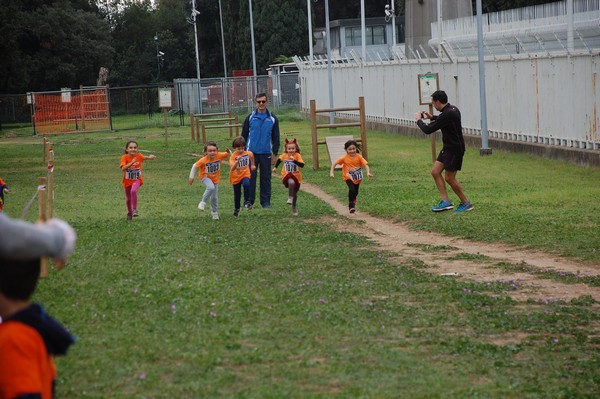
432, 200, 454, 212
454, 202, 474, 213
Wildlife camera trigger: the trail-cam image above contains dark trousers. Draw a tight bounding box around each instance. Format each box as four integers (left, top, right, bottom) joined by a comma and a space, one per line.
249, 153, 272, 207
233, 178, 250, 210
345, 180, 360, 208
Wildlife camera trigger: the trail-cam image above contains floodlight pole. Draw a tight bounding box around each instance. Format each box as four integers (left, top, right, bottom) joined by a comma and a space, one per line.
154, 34, 161, 82
307, 0, 313, 63
476, 0, 491, 155
191, 0, 203, 113
325, 0, 334, 124
249, 0, 258, 96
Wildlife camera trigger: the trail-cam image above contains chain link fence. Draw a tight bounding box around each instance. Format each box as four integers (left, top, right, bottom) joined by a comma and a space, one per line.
0, 73, 300, 132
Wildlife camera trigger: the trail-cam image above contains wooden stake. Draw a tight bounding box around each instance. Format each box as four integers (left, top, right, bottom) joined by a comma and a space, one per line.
38, 177, 48, 278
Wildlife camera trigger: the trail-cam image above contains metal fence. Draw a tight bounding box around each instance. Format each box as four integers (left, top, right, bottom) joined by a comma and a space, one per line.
0, 73, 301, 130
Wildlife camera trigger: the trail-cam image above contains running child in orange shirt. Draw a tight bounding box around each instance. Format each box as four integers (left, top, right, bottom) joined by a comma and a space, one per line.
272, 138, 304, 216
229, 136, 256, 217
329, 139, 373, 214
0, 177, 8, 212
119, 141, 156, 220
188, 141, 231, 220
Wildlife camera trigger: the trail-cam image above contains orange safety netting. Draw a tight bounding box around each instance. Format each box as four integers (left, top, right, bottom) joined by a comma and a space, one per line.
33, 88, 111, 135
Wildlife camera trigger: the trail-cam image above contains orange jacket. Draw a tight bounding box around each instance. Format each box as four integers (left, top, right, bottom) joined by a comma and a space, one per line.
0, 321, 56, 399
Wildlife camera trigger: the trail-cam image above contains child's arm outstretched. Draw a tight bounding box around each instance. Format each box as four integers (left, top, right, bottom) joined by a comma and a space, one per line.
365, 164, 373, 178
188, 164, 199, 185
329, 163, 336, 178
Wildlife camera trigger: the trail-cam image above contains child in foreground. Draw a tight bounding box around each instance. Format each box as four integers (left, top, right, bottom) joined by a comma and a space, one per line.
229, 136, 255, 217
0, 214, 76, 399
272, 138, 304, 216
330, 139, 373, 214
0, 177, 8, 212
188, 141, 231, 220
120, 141, 156, 220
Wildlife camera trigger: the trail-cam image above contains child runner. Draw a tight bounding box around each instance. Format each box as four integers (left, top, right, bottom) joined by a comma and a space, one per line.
229, 136, 255, 217
119, 141, 156, 220
329, 139, 373, 214
0, 177, 8, 212
188, 141, 231, 220
0, 214, 76, 398
272, 138, 304, 216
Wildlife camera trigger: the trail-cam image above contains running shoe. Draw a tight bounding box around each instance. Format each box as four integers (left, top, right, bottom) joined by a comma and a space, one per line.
211, 211, 219, 220
198, 201, 206, 211
233, 209, 240, 217
127, 213, 133, 221
244, 202, 253, 210
287, 196, 293, 205
132, 209, 139, 217
432, 200, 454, 212
454, 202, 474, 213
292, 205, 298, 216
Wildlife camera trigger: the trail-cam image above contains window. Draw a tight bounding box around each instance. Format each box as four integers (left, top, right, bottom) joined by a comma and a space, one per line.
344, 26, 387, 46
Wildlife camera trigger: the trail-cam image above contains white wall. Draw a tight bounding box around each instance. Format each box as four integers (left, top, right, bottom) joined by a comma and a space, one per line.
297, 50, 600, 150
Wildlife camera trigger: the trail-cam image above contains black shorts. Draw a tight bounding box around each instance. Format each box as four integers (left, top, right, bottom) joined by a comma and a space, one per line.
437, 149, 464, 171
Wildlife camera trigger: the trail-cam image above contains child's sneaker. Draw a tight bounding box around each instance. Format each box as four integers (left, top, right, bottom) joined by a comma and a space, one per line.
349, 207, 356, 214
432, 199, 454, 212
198, 201, 206, 211
233, 209, 240, 217
211, 211, 219, 220
244, 202, 253, 210
454, 202, 474, 213
132, 209, 139, 217
127, 212, 133, 221
287, 196, 293, 205
292, 205, 298, 216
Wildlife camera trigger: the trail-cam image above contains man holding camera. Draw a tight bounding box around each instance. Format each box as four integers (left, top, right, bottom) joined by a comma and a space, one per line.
415, 90, 474, 213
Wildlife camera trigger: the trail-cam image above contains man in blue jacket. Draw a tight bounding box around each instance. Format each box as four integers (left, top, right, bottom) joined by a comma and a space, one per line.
241, 93, 280, 208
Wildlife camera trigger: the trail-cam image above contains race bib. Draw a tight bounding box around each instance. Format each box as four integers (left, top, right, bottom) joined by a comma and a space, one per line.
126, 169, 141, 180
284, 160, 298, 173
206, 161, 220, 174
349, 168, 363, 181
237, 154, 250, 168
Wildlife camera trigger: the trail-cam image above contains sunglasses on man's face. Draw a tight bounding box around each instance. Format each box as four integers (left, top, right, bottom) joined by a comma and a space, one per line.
256, 100, 267, 104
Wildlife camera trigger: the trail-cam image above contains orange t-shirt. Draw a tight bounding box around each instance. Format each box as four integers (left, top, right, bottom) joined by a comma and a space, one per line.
193, 152, 229, 184
229, 150, 254, 185
334, 153, 368, 184
120, 153, 147, 187
277, 153, 304, 183
0, 321, 56, 399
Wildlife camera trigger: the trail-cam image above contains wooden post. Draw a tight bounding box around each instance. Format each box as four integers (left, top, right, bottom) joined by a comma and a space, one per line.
190, 113, 195, 140
310, 99, 318, 170
43, 137, 47, 163
201, 124, 207, 144
196, 118, 200, 142
358, 96, 367, 160
47, 144, 54, 219
164, 108, 168, 146
429, 103, 436, 164
38, 177, 48, 278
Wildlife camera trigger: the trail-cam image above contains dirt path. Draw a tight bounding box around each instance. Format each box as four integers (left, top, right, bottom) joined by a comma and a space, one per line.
301, 183, 600, 302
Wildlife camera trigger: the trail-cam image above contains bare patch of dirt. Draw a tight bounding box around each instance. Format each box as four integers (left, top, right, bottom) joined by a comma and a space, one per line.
301, 182, 600, 302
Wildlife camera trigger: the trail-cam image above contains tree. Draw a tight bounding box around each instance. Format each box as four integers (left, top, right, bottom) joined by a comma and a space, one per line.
0, 0, 112, 93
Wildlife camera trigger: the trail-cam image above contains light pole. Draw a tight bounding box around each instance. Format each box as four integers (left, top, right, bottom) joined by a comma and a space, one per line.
154, 34, 162, 81
190, 0, 202, 113
249, 0, 258, 96
384, 1, 397, 58
218, 0, 227, 78
324, 0, 334, 124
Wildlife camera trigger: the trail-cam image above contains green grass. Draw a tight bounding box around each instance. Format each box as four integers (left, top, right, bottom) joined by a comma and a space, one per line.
0, 115, 599, 398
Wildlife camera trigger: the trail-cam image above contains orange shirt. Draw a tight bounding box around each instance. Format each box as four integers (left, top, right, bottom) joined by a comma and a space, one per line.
229, 150, 254, 185
193, 152, 229, 184
0, 321, 56, 399
277, 153, 304, 183
120, 153, 147, 187
334, 153, 368, 184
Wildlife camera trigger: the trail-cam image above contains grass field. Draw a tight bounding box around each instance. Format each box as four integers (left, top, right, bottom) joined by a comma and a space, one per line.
1, 112, 599, 398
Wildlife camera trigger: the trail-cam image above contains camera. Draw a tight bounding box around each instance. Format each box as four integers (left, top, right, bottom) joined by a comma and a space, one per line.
421, 111, 427, 119
385, 5, 392, 18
